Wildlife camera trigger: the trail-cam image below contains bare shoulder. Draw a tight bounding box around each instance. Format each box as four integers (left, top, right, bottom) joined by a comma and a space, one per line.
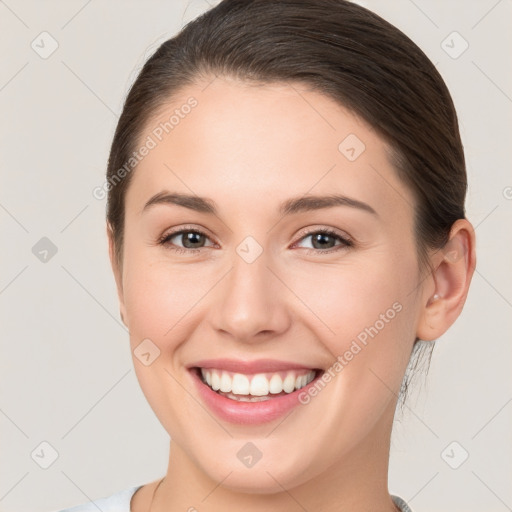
130, 479, 161, 512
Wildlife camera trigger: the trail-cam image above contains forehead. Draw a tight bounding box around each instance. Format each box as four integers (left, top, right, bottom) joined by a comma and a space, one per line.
125, 76, 413, 222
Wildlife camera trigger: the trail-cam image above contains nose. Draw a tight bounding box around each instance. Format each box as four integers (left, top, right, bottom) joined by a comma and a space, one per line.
209, 249, 292, 343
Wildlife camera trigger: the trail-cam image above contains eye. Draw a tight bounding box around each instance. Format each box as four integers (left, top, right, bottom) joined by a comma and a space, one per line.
293, 228, 353, 254
157, 226, 353, 255
158, 227, 215, 253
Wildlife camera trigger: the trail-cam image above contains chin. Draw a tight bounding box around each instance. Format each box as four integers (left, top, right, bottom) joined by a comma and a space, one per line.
195, 451, 318, 495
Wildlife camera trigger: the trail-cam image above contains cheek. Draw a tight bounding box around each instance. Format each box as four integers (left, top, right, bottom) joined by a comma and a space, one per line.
286, 254, 417, 347
122, 251, 209, 438
122, 245, 206, 343
285, 254, 419, 408
278, 260, 418, 460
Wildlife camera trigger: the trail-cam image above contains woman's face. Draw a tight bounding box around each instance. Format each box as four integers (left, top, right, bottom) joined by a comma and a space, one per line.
112, 77, 427, 491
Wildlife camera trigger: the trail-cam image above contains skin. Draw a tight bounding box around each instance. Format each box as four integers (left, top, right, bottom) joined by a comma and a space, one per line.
107, 76, 476, 512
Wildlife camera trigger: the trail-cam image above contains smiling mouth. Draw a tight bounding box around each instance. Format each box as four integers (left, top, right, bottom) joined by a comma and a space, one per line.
193, 367, 321, 402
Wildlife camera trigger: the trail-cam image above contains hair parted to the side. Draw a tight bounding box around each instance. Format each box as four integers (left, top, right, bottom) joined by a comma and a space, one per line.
105, 0, 467, 408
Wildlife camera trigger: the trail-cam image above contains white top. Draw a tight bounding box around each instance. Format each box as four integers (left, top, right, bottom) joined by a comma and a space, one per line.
52, 485, 414, 511
51, 485, 143, 512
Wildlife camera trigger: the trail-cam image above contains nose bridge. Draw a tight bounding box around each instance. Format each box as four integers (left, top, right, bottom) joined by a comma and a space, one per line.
210, 241, 290, 341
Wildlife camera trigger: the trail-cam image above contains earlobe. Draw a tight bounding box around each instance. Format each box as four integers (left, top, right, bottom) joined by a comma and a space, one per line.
416, 219, 476, 341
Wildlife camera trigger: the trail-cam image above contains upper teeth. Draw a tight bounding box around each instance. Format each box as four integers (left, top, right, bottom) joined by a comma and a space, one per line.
200, 368, 316, 396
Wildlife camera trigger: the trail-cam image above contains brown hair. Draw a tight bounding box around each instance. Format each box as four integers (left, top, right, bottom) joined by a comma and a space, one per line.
105, 0, 467, 406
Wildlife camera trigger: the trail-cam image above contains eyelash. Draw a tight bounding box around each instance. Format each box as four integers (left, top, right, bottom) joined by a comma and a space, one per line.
157, 226, 354, 256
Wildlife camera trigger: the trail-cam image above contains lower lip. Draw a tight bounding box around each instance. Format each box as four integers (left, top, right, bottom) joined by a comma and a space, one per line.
190, 368, 322, 425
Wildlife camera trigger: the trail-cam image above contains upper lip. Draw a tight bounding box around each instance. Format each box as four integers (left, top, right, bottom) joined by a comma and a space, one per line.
188, 358, 319, 374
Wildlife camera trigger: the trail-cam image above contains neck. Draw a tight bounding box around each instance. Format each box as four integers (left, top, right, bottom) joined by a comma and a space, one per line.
153, 404, 399, 512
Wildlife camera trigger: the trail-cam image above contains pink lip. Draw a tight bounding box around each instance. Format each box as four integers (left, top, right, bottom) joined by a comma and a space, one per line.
189, 358, 316, 374
188, 363, 323, 425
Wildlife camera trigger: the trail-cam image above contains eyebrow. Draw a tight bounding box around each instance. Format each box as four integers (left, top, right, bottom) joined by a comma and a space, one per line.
142, 191, 378, 217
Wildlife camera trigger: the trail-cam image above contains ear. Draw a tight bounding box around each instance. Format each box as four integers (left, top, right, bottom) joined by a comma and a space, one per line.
107, 223, 128, 327
416, 218, 476, 341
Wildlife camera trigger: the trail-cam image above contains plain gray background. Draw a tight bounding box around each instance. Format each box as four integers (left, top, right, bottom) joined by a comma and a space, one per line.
1, 1, 511, 511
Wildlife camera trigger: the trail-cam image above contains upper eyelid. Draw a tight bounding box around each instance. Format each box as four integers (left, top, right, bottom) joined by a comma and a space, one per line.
164, 224, 216, 239
295, 225, 351, 241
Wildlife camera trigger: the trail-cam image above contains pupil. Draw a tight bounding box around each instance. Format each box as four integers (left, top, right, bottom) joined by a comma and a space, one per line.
313, 233, 334, 249
183, 232, 204, 248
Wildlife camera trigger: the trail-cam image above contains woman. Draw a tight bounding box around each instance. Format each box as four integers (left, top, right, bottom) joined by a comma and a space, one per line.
55, 0, 476, 510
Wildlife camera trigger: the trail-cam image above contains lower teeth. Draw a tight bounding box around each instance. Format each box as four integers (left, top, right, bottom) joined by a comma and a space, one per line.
217, 390, 275, 402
